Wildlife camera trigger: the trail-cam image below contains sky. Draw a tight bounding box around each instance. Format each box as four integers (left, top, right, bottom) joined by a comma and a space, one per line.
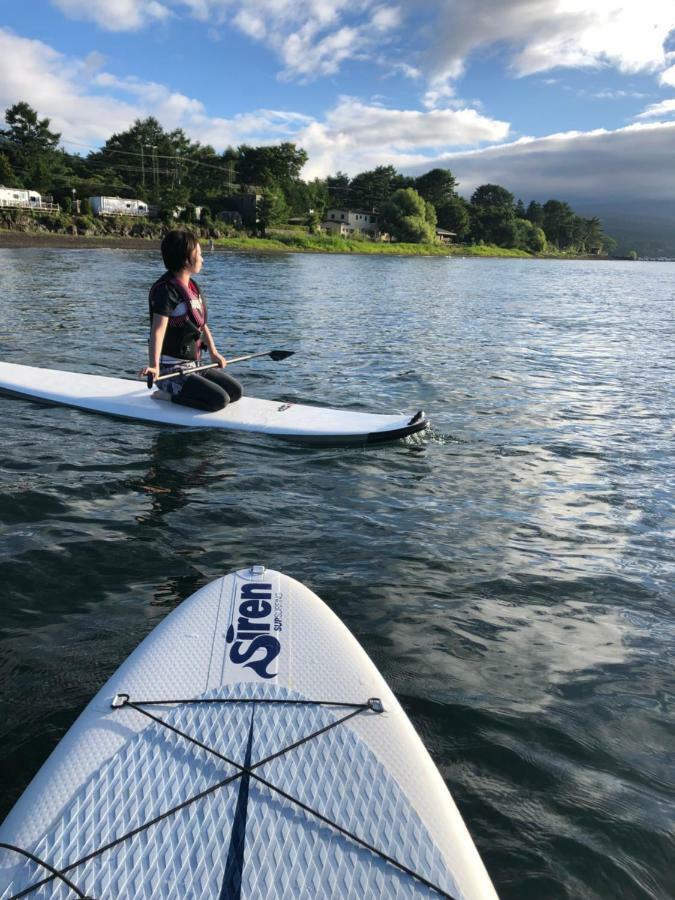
1, 0, 675, 206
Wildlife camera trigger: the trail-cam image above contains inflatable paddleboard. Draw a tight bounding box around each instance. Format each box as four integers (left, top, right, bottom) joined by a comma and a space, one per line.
0, 362, 427, 445
0, 569, 497, 899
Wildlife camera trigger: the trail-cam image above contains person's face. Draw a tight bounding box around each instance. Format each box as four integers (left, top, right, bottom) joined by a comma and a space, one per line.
188, 242, 203, 274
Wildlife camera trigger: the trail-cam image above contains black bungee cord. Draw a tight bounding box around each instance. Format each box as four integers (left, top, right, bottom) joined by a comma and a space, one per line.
5, 695, 457, 900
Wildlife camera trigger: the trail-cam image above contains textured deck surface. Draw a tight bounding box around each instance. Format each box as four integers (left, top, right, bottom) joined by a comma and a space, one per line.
0, 570, 496, 899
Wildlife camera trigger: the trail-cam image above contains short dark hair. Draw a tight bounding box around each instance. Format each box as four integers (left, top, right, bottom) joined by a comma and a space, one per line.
161, 230, 199, 273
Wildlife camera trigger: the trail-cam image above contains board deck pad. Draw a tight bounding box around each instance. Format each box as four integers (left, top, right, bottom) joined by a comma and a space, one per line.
0, 569, 497, 899
0, 362, 427, 445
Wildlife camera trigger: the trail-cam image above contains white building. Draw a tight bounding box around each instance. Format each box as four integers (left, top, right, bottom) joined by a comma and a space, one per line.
89, 196, 149, 217
322, 208, 387, 240
0, 186, 42, 208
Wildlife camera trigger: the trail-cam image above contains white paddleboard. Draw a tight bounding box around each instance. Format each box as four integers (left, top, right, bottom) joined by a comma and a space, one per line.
0, 569, 497, 899
0, 362, 427, 445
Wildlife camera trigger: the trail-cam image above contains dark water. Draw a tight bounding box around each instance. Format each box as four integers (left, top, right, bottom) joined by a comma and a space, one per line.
0, 249, 673, 899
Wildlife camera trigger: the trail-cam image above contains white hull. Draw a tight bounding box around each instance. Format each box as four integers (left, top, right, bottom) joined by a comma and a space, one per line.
0, 569, 497, 899
0, 362, 427, 445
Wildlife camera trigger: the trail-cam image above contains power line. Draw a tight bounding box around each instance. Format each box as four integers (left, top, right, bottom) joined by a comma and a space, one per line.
59, 137, 238, 176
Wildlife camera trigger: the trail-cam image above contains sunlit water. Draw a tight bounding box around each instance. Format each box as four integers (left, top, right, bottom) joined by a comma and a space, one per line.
0, 248, 673, 899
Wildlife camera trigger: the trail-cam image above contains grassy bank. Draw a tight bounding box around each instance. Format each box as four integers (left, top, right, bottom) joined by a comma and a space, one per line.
1, 217, 599, 259
212, 232, 534, 257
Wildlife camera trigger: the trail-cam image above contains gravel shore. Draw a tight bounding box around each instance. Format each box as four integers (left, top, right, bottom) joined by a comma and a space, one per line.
0, 231, 161, 250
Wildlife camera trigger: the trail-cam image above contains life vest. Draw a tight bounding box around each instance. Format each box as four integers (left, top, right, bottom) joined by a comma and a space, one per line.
148, 274, 208, 361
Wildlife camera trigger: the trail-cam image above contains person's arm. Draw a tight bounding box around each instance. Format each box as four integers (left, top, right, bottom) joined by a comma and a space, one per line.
202, 324, 227, 367
140, 313, 169, 379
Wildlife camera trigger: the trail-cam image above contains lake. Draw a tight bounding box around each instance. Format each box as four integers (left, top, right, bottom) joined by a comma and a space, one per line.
0, 248, 673, 899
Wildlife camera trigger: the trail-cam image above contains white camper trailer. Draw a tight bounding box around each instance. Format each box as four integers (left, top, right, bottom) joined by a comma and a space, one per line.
0, 187, 42, 208
89, 196, 149, 217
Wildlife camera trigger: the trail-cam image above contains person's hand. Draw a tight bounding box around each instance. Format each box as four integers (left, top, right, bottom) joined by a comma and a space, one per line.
210, 352, 227, 368
139, 365, 159, 379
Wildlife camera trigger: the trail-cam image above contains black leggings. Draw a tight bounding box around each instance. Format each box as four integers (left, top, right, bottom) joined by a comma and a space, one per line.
172, 369, 244, 412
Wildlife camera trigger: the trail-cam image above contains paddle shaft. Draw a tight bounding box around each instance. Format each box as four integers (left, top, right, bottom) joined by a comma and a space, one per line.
147, 350, 291, 387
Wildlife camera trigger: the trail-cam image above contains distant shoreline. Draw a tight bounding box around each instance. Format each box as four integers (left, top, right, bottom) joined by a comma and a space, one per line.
0, 229, 630, 260
0, 231, 162, 251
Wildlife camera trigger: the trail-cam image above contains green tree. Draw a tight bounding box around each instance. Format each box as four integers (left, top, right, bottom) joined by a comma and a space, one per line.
514, 218, 546, 253
1, 101, 69, 191
414, 168, 458, 210
179, 203, 197, 224
87, 117, 216, 204
306, 208, 322, 234
542, 199, 576, 249
436, 194, 470, 240
470, 183, 517, 246
305, 178, 329, 217
326, 171, 350, 207
349, 165, 399, 209
2, 101, 60, 153
390, 173, 416, 192
0, 151, 19, 186
157, 185, 191, 222
282, 176, 329, 218
381, 188, 436, 243
526, 200, 544, 226
256, 188, 288, 236
577, 216, 604, 253
237, 143, 307, 189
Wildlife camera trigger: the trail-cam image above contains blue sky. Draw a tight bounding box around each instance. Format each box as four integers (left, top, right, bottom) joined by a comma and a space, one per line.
1, 1, 675, 205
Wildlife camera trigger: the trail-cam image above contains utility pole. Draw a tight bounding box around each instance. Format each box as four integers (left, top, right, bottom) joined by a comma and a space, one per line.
140, 144, 145, 188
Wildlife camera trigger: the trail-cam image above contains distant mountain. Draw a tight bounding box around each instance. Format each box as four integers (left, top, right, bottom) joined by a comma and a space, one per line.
570, 200, 675, 258
414, 122, 675, 259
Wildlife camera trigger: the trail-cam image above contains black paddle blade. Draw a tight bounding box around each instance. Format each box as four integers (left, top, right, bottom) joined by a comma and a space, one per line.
269, 350, 294, 361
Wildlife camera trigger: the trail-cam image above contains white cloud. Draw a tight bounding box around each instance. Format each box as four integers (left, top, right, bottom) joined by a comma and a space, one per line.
296, 98, 510, 178
0, 25, 511, 178
422, 0, 675, 89
405, 121, 675, 205
418, 0, 675, 108
0, 29, 142, 144
590, 89, 648, 100
270, 3, 402, 80
635, 98, 675, 119
47, 0, 675, 103
326, 97, 508, 149
51, 0, 171, 31
0, 28, 309, 149
50, 0, 401, 80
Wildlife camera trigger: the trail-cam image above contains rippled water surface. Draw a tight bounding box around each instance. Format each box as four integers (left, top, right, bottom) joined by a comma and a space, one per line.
0, 249, 673, 899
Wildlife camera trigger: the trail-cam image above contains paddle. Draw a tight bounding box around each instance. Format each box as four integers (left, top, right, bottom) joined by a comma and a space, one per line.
146, 350, 294, 388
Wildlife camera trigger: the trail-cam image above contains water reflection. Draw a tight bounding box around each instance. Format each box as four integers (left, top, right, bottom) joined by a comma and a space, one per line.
0, 251, 674, 899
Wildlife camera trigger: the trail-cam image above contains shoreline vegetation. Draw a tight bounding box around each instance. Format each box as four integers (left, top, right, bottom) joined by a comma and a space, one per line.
1, 101, 634, 260
0, 226, 615, 260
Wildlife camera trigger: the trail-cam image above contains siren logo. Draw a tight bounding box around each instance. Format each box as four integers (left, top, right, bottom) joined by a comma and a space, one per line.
226, 583, 281, 680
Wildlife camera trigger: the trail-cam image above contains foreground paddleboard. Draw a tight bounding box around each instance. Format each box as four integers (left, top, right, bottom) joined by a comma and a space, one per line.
0, 569, 497, 899
0, 362, 427, 445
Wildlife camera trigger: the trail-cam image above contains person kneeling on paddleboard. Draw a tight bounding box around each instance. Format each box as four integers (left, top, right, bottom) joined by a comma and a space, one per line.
140, 230, 243, 411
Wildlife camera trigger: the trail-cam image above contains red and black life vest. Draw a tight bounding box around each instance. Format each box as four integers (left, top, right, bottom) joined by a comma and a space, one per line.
148, 274, 208, 361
